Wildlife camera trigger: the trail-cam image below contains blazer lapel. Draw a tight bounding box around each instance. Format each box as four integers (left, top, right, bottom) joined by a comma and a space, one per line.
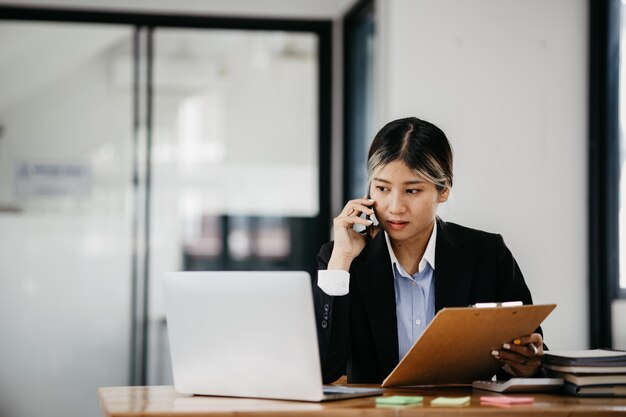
354, 231, 399, 377
434, 219, 475, 311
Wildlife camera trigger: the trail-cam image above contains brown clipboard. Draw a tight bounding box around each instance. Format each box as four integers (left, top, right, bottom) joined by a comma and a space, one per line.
381, 304, 556, 387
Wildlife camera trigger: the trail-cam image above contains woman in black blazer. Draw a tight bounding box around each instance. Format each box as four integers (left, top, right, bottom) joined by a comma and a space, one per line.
313, 117, 543, 384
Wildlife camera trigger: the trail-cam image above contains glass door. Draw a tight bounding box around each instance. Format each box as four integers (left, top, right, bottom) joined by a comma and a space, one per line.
0, 21, 134, 417
147, 28, 321, 384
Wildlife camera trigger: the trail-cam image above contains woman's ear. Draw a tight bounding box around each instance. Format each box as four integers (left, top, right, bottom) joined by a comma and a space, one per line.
438, 187, 450, 203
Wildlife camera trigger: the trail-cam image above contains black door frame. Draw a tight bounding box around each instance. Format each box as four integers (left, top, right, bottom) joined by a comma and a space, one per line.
343, 0, 374, 202
588, 0, 620, 348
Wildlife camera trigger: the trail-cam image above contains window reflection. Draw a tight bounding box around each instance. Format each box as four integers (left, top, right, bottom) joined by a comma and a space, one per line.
182, 215, 292, 270
254, 217, 291, 259
182, 215, 223, 259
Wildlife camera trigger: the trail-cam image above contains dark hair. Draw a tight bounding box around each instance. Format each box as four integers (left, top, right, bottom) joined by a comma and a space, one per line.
367, 117, 453, 191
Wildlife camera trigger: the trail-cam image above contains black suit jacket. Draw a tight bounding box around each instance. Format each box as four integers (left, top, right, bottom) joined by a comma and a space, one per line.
313, 218, 538, 384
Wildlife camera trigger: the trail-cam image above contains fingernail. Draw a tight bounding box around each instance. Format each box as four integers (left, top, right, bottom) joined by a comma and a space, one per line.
491, 350, 499, 357
503, 343, 511, 349
368, 199, 374, 202
513, 339, 521, 345
366, 220, 373, 225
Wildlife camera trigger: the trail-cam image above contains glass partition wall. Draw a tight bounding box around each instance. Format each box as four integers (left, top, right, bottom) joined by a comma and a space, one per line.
0, 13, 330, 417
0, 21, 134, 417
147, 28, 320, 385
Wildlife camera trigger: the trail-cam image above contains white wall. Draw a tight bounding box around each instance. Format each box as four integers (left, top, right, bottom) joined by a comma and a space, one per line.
377, 0, 588, 349
613, 299, 626, 350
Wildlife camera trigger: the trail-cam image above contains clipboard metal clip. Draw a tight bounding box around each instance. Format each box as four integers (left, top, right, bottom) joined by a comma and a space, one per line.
470, 301, 523, 308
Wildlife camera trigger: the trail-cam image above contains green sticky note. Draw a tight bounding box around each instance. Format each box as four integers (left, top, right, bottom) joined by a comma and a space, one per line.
430, 396, 471, 406
376, 403, 423, 409
375, 395, 424, 405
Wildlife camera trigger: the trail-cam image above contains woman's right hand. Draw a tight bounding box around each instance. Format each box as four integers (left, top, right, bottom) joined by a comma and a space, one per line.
327, 198, 375, 271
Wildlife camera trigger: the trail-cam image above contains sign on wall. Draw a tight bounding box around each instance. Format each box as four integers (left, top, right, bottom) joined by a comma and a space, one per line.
15, 160, 91, 198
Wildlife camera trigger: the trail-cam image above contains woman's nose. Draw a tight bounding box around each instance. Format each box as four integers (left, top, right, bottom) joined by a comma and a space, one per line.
388, 192, 406, 214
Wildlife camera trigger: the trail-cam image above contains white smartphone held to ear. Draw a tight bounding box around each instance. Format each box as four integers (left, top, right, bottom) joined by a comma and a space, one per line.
363, 191, 379, 243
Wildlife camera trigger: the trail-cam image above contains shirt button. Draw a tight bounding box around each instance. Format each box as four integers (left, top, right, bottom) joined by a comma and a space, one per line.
323, 312, 329, 320
321, 321, 328, 328
324, 304, 330, 312
415, 319, 422, 325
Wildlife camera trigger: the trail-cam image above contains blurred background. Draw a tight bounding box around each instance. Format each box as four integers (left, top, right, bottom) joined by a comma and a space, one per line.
0, 0, 624, 416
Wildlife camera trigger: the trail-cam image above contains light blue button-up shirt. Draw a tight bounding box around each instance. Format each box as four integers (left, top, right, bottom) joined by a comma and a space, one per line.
385, 224, 437, 360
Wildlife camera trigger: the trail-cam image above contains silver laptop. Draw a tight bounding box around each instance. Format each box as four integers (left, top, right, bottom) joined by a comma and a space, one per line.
162, 271, 383, 402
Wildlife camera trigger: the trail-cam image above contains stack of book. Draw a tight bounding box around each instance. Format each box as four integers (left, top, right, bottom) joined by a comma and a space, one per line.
543, 349, 626, 397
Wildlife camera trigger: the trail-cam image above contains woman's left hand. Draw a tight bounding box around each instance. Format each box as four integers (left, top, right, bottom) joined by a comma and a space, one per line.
491, 333, 544, 377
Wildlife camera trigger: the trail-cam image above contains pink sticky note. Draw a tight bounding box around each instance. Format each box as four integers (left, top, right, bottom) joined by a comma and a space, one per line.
480, 396, 534, 405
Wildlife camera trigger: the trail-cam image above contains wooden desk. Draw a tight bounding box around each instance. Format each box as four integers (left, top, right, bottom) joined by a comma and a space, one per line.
99, 385, 626, 416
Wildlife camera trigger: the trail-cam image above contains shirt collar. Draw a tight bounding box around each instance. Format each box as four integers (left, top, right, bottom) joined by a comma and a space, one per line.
385, 221, 437, 276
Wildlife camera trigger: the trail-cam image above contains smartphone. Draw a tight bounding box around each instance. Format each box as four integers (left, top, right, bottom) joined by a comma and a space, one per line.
364, 190, 379, 243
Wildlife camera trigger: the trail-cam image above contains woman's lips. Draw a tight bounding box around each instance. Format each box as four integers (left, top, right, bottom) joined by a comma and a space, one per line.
387, 220, 409, 231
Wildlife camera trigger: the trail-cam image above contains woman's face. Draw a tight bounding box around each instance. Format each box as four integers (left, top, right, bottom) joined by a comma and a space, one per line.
370, 159, 449, 244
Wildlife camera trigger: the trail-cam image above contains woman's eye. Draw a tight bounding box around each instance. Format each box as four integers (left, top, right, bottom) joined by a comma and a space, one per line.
375, 186, 387, 192
407, 189, 422, 194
